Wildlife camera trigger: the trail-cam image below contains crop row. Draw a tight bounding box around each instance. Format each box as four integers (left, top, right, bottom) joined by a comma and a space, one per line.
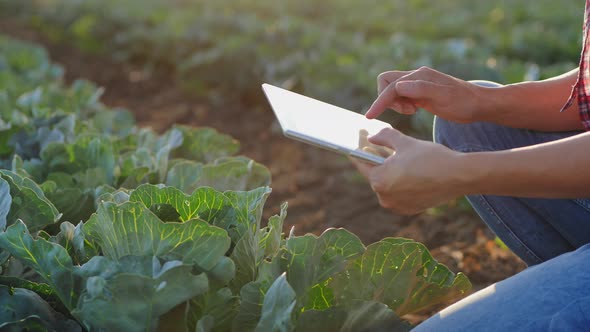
0, 35, 470, 331
1, 0, 582, 135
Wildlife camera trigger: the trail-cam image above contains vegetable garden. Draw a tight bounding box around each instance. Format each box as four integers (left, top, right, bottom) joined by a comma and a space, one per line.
0, 0, 581, 331
0, 33, 472, 332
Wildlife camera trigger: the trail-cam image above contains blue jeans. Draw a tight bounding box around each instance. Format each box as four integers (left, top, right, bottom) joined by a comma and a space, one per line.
413, 82, 590, 331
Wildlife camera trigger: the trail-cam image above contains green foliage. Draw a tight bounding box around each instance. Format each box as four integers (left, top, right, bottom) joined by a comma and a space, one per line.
0, 178, 12, 230
0, 169, 61, 232
0, 35, 472, 331
84, 201, 231, 270
0, 221, 77, 308
296, 300, 411, 332
329, 238, 472, 316
3, 0, 583, 134
0, 36, 270, 226
0, 285, 80, 332
255, 273, 297, 332
72, 256, 209, 332
281, 229, 366, 309
0, 178, 471, 331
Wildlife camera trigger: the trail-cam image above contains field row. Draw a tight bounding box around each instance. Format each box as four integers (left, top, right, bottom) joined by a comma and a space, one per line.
0, 35, 469, 331
2, 0, 582, 134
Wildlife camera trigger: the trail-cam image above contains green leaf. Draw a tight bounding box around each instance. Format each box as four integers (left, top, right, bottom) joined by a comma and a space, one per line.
296, 300, 411, 332
0, 127, 19, 157
231, 280, 268, 332
0, 218, 209, 331
138, 126, 183, 153
129, 184, 232, 223
133, 127, 183, 182
149, 203, 182, 222
42, 170, 103, 223
11, 154, 25, 173
188, 287, 240, 332
90, 109, 136, 136
153, 128, 183, 181
196, 157, 271, 192
165, 160, 203, 193
48, 221, 98, 265
44, 172, 75, 188
130, 184, 271, 246
196, 315, 215, 332
16, 86, 43, 109
0, 276, 69, 317
208, 257, 236, 287
45, 187, 95, 224
223, 186, 272, 241
0, 285, 81, 332
0, 221, 75, 308
304, 280, 334, 312
329, 239, 472, 316
84, 201, 231, 271
171, 126, 239, 163
260, 202, 287, 258
42, 136, 116, 184
229, 230, 258, 293
254, 273, 296, 332
228, 260, 282, 332
21, 158, 45, 185
97, 187, 130, 204
0, 177, 11, 230
0, 212, 213, 332
0, 316, 50, 332
282, 228, 365, 308
117, 165, 151, 188
0, 248, 9, 268
72, 167, 110, 188
166, 157, 270, 193
0, 170, 60, 231
72, 256, 209, 332
229, 203, 286, 293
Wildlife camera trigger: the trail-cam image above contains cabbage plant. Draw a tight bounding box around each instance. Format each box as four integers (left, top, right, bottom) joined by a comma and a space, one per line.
0, 35, 470, 331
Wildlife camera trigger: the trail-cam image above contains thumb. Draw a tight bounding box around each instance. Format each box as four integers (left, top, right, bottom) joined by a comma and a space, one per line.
395, 80, 447, 103
367, 127, 407, 149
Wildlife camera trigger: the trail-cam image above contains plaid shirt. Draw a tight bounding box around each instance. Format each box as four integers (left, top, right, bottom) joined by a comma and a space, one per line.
561, 0, 590, 130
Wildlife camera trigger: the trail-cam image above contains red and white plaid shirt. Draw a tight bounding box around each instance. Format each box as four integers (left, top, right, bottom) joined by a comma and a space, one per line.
561, 0, 590, 130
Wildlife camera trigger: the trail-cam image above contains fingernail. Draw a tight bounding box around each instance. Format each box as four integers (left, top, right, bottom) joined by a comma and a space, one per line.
365, 109, 376, 119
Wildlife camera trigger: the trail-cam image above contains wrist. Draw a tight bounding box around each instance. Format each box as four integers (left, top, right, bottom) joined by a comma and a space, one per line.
466, 81, 509, 124
449, 150, 493, 196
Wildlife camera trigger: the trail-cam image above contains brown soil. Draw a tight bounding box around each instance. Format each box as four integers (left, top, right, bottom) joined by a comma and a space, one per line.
0, 20, 526, 323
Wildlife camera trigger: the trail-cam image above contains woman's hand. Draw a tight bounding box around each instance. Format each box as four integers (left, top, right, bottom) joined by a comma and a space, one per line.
351, 127, 469, 215
365, 66, 483, 123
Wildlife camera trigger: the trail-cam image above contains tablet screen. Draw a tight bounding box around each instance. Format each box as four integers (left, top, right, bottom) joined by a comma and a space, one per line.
262, 83, 393, 163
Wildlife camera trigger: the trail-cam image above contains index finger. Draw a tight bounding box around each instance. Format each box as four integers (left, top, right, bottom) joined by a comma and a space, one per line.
377, 71, 410, 95
365, 82, 399, 119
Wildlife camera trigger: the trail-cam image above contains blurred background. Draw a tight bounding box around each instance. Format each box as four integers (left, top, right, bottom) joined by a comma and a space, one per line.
0, 0, 582, 135
0, 0, 583, 322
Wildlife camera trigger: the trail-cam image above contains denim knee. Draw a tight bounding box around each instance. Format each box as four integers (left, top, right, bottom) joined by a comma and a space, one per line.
432, 117, 485, 152
433, 116, 459, 148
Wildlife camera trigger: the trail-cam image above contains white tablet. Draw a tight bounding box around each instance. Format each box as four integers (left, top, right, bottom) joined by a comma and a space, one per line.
262, 83, 393, 165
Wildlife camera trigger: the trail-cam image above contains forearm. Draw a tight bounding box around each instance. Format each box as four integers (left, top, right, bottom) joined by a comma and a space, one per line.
476, 69, 583, 131
459, 131, 590, 198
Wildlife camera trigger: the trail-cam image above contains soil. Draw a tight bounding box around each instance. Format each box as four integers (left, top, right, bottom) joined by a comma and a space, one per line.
0, 20, 526, 323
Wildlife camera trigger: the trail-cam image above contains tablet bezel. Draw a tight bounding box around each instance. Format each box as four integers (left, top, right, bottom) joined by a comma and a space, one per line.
262, 83, 391, 165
